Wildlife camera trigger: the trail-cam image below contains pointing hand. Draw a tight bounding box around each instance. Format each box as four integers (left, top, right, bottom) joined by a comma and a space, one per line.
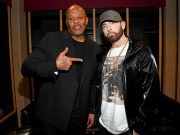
56, 47, 83, 71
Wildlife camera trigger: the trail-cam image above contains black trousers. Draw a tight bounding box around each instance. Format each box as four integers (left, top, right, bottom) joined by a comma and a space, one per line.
31, 119, 86, 135
31, 112, 86, 135
33, 121, 85, 135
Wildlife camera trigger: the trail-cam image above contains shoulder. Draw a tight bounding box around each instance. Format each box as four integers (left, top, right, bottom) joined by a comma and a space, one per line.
45, 31, 68, 39
129, 38, 152, 55
129, 38, 144, 50
86, 37, 102, 52
128, 38, 155, 63
37, 31, 64, 43
38, 31, 69, 44
85, 37, 98, 46
35, 31, 69, 51
132, 39, 157, 67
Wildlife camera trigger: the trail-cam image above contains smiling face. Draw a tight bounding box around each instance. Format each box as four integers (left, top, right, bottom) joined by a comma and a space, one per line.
66, 5, 88, 41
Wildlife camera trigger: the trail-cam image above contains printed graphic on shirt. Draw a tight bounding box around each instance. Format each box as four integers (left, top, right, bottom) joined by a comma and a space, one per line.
102, 55, 125, 105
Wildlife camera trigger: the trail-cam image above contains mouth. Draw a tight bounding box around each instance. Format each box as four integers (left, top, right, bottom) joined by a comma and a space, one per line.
107, 32, 115, 39
108, 32, 115, 36
73, 25, 81, 30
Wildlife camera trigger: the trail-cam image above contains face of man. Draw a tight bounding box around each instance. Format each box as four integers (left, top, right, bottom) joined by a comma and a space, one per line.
66, 5, 88, 38
102, 21, 124, 43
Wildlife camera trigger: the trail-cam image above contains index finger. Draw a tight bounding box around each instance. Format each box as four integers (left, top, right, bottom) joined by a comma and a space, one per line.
70, 58, 83, 62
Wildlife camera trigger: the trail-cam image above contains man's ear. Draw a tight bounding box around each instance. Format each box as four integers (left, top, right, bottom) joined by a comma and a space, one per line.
121, 21, 126, 30
86, 17, 89, 25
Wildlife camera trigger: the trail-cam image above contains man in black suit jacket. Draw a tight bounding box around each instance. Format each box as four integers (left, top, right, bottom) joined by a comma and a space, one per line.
21, 4, 101, 135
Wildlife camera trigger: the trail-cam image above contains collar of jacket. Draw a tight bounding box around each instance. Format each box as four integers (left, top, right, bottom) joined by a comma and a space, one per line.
124, 38, 145, 60
100, 38, 145, 63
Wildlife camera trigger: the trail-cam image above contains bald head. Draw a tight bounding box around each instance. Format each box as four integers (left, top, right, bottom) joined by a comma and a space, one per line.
66, 4, 86, 18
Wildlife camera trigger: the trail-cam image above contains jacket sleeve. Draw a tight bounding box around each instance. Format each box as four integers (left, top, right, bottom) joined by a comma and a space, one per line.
21, 33, 58, 78
134, 46, 160, 133
138, 46, 160, 107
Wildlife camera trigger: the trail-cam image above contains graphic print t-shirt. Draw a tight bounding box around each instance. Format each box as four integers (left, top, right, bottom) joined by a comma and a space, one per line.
99, 42, 129, 134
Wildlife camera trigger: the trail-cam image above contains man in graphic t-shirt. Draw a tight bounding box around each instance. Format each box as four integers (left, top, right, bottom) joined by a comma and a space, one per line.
97, 10, 160, 135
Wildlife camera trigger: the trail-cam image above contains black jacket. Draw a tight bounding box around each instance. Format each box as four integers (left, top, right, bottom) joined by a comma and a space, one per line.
96, 39, 160, 135
21, 31, 101, 132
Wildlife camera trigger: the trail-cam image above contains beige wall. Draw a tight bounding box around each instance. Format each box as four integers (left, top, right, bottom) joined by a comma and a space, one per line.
177, 0, 180, 102
163, 0, 179, 101
11, 0, 30, 127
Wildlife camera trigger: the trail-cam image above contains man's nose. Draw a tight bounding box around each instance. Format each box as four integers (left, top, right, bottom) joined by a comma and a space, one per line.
107, 25, 111, 31
73, 17, 79, 23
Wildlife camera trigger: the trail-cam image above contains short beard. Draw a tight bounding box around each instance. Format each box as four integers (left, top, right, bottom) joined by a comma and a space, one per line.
107, 27, 123, 44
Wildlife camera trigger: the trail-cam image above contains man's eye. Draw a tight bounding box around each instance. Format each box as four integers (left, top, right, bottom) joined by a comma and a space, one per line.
68, 18, 73, 21
77, 16, 83, 19
102, 25, 107, 29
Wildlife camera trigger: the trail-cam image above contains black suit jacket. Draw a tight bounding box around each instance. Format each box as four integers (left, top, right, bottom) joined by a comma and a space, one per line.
21, 31, 101, 132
